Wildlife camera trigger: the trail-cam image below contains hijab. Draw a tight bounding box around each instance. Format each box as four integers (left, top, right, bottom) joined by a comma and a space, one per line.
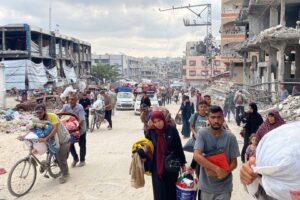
150, 111, 168, 177
256, 110, 285, 143
244, 103, 264, 136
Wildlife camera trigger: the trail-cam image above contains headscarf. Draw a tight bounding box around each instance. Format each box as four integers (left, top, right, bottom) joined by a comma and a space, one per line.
256, 110, 285, 143
244, 103, 263, 137
150, 111, 168, 177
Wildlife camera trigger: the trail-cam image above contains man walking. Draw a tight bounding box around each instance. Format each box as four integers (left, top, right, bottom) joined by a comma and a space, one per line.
108, 89, 117, 115
34, 104, 70, 184
140, 91, 151, 108
234, 90, 247, 126
188, 100, 209, 199
61, 93, 87, 167
223, 91, 235, 122
79, 93, 91, 130
100, 91, 113, 130
194, 105, 240, 200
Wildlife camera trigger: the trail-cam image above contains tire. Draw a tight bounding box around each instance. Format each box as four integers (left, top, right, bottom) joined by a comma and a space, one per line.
97, 114, 104, 129
47, 154, 61, 179
90, 115, 96, 132
7, 158, 37, 197
96, 120, 101, 129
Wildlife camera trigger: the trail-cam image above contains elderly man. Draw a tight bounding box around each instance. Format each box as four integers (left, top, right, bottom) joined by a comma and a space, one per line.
61, 93, 87, 167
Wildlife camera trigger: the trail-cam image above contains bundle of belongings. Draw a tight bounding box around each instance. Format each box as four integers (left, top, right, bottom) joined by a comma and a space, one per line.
60, 115, 80, 144
129, 138, 154, 189
25, 118, 60, 155
246, 121, 300, 200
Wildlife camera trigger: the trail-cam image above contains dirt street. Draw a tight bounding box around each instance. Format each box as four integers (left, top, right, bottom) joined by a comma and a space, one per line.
0, 101, 251, 200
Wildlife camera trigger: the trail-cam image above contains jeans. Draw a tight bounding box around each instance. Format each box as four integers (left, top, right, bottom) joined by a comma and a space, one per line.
235, 106, 245, 126
70, 133, 86, 162
55, 142, 70, 175
85, 114, 89, 129
105, 110, 112, 128
201, 191, 231, 200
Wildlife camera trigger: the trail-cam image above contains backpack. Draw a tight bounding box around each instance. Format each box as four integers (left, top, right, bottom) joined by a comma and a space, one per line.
236, 94, 244, 104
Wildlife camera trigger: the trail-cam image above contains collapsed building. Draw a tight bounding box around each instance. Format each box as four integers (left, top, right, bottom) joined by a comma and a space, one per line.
236, 0, 300, 96
0, 24, 91, 90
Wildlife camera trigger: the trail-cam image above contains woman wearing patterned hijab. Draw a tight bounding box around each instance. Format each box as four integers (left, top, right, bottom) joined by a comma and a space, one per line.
256, 110, 285, 143
147, 111, 186, 200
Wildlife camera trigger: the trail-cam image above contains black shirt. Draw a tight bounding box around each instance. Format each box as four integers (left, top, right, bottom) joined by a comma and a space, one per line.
79, 98, 91, 114
141, 96, 151, 107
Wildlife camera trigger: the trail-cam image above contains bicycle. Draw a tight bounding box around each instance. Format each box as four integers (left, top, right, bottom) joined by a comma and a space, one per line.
7, 138, 61, 197
90, 108, 105, 132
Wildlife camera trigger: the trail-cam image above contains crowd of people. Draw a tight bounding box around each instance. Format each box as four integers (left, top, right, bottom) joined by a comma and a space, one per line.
18, 82, 292, 200
135, 85, 291, 200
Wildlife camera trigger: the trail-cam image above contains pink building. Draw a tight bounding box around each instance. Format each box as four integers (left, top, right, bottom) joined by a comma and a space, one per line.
183, 55, 227, 84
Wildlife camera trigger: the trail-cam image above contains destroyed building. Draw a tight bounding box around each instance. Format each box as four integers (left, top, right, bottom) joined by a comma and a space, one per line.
0, 24, 91, 90
221, 0, 245, 83
236, 0, 300, 93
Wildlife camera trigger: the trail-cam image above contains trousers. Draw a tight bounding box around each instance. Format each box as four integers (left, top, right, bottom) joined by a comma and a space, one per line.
70, 133, 86, 162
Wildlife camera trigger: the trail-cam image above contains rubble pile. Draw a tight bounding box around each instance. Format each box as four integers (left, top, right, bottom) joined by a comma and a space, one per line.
278, 96, 300, 121
0, 109, 33, 134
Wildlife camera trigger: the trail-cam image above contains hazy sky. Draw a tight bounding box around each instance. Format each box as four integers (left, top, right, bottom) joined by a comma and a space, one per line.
0, 0, 221, 57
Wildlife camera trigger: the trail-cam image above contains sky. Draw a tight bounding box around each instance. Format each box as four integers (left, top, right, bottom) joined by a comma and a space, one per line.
0, 0, 221, 57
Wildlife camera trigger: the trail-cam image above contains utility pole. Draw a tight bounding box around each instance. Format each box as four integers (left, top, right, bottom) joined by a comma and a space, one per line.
159, 3, 215, 77
49, 3, 52, 31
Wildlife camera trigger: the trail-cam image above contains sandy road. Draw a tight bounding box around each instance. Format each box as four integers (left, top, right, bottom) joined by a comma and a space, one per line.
0, 100, 251, 200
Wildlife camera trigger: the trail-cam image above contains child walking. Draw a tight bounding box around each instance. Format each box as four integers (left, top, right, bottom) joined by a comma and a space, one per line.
245, 134, 257, 162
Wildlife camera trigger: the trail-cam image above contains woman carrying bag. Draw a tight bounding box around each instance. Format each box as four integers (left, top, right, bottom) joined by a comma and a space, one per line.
147, 111, 187, 200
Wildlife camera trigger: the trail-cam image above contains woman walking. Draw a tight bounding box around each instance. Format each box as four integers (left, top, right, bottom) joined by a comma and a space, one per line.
241, 102, 263, 163
147, 111, 186, 200
256, 110, 285, 143
177, 95, 194, 138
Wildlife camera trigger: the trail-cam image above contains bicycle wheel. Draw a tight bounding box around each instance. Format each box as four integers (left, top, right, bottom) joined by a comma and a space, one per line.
47, 154, 61, 179
90, 115, 96, 132
96, 115, 101, 129
7, 158, 37, 197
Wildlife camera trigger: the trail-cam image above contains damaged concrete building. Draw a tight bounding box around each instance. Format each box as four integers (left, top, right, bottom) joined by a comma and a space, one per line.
0, 24, 91, 90
221, 0, 245, 83
236, 0, 300, 94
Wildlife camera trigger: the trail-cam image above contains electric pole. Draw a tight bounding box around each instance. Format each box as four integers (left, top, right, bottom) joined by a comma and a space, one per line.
159, 3, 214, 77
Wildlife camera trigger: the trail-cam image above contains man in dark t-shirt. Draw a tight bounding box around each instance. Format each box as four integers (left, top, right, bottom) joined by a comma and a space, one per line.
140, 91, 151, 108
79, 93, 91, 129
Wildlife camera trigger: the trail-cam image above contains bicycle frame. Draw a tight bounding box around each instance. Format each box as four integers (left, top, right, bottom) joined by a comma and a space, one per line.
23, 140, 52, 174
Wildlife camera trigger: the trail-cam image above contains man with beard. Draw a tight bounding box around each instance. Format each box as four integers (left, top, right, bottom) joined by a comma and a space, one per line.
194, 106, 240, 200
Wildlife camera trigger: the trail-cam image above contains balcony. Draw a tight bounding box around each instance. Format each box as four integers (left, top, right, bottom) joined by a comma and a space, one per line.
221, 53, 243, 63
222, 8, 241, 17
221, 30, 246, 40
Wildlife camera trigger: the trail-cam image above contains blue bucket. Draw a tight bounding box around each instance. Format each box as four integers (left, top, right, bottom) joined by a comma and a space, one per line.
176, 185, 196, 200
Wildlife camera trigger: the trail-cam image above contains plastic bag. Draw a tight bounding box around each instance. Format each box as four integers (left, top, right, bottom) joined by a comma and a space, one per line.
24, 132, 47, 155
253, 121, 300, 200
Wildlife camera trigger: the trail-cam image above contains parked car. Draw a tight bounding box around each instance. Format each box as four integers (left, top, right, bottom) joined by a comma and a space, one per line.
116, 92, 135, 110
134, 93, 159, 115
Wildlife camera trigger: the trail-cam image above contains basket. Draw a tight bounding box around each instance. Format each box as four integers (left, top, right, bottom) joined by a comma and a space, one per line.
176, 185, 196, 200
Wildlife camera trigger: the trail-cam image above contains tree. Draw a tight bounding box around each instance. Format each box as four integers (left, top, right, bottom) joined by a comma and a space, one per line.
91, 63, 120, 83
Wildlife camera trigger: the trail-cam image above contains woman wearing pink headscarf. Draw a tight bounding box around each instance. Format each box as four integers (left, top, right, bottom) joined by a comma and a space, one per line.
256, 110, 285, 143
147, 111, 186, 200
